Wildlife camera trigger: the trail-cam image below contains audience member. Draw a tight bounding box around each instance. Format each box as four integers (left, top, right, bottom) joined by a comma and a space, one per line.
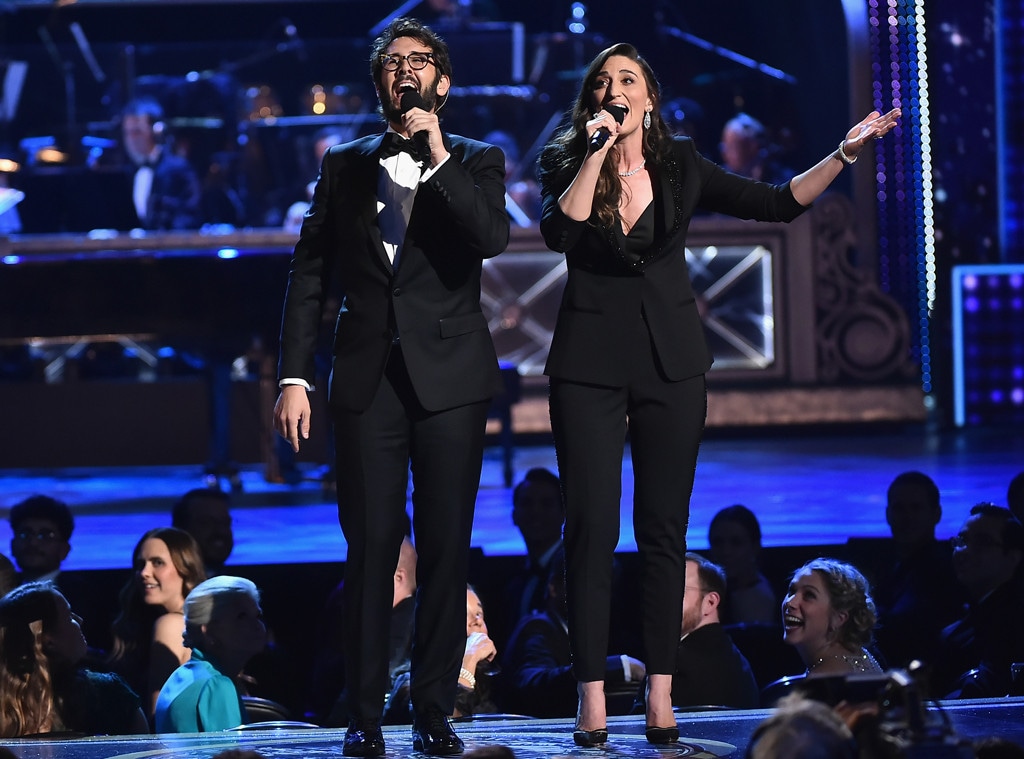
120, 97, 202, 230
782, 558, 883, 677
8, 495, 74, 584
707, 504, 778, 625
1008, 472, 1024, 526
172, 488, 235, 575
489, 468, 564, 650
500, 550, 644, 719
155, 576, 267, 732
108, 527, 207, 719
455, 586, 500, 718
172, 490, 295, 716
871, 471, 963, 668
7, 496, 109, 652
746, 691, 857, 759
718, 112, 795, 184
933, 503, 1024, 698
636, 553, 759, 710
387, 585, 500, 722
0, 582, 148, 738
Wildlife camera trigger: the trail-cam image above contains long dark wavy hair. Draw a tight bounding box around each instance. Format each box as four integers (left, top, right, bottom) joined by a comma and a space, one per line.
107, 528, 205, 682
0, 582, 63, 737
538, 42, 675, 228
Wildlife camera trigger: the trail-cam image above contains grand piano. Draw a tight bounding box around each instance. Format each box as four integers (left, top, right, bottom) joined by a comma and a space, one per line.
0, 229, 307, 472
0, 227, 545, 473
1, 228, 297, 352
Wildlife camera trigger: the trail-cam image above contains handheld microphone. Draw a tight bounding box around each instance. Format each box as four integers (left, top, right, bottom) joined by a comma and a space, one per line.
400, 90, 431, 161
588, 104, 627, 153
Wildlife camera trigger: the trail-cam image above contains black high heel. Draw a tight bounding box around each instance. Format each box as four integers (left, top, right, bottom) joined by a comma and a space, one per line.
644, 725, 679, 745
574, 684, 608, 747
573, 726, 609, 747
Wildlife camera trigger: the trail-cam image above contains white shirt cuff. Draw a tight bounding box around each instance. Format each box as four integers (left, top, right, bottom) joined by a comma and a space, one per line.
279, 378, 312, 391
420, 152, 450, 182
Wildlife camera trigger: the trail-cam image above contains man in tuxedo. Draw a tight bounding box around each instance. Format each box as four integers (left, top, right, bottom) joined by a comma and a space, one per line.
273, 17, 508, 757
120, 97, 200, 230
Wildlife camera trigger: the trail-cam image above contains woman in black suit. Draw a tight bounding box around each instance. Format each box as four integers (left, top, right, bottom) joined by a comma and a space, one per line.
537, 42, 898, 747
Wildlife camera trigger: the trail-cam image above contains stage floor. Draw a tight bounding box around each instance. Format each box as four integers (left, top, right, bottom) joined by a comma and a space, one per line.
4, 700, 1024, 758
0, 425, 1019, 571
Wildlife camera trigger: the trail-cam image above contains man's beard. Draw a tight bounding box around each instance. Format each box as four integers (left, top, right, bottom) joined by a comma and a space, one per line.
680, 605, 701, 636
381, 79, 440, 124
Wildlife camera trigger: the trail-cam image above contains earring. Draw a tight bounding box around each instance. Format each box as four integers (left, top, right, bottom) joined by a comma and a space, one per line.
643, 110, 652, 129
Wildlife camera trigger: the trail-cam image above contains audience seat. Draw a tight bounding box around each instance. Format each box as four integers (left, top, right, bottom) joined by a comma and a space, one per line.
241, 695, 294, 723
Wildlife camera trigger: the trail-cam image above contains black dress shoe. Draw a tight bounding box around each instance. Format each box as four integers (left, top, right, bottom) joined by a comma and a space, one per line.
645, 725, 680, 745
572, 726, 609, 747
412, 709, 464, 756
343, 719, 385, 757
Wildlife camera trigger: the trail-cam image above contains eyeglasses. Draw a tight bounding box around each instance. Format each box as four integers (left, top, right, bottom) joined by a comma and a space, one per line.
14, 529, 60, 542
951, 534, 1004, 550
380, 52, 435, 72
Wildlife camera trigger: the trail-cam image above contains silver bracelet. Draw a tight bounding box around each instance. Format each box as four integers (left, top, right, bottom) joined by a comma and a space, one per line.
459, 667, 477, 689
834, 139, 857, 166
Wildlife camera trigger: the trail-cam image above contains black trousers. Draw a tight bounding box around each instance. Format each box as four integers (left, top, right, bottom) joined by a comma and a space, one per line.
550, 331, 706, 681
332, 346, 490, 719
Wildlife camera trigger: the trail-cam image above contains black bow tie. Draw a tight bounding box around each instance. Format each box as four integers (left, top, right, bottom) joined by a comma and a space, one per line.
380, 132, 422, 160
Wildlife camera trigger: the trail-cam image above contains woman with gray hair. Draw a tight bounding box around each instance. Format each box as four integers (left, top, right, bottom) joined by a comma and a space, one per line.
781, 558, 883, 677
154, 576, 266, 732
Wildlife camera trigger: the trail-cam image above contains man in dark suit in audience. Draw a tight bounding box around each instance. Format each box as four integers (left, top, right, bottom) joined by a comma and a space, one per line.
500, 550, 644, 718
487, 468, 564, 651
871, 471, 963, 668
172, 488, 234, 576
637, 553, 759, 710
933, 503, 1024, 698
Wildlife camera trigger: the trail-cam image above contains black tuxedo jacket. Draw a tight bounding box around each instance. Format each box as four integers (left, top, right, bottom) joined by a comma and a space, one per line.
671, 623, 760, 709
278, 131, 509, 412
540, 137, 806, 387
139, 151, 201, 231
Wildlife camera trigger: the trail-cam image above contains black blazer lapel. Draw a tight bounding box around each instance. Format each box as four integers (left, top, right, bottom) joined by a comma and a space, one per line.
357, 135, 393, 274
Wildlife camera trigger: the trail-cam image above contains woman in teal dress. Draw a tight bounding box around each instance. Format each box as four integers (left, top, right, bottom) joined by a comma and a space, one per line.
155, 576, 267, 733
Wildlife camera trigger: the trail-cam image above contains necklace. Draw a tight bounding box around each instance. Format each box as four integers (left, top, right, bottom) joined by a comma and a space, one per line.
806, 649, 881, 675
618, 159, 646, 177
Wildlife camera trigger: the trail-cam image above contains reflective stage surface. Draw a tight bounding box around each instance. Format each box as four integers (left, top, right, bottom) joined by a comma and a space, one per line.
4, 700, 1024, 759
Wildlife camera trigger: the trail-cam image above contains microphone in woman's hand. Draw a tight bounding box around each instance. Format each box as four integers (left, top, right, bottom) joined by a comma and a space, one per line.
589, 104, 627, 153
